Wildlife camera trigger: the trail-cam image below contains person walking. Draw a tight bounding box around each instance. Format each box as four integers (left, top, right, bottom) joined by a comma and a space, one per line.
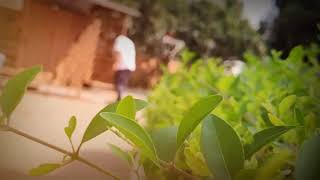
112, 17, 136, 100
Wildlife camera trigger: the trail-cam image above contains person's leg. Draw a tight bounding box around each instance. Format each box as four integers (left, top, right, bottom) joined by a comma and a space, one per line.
114, 71, 122, 101
122, 70, 131, 97
115, 70, 131, 101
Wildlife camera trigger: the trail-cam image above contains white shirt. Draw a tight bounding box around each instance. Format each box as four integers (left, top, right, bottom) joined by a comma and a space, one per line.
113, 35, 136, 71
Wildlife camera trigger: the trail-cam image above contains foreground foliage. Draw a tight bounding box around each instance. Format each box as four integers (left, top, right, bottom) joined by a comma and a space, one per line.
0, 45, 319, 180
145, 45, 320, 179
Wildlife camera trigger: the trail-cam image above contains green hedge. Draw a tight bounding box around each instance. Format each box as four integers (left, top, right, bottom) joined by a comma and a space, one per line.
144, 45, 320, 179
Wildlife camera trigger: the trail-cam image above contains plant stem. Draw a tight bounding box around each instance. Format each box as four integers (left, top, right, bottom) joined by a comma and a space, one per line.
134, 158, 142, 180
7, 126, 73, 156
171, 164, 198, 180
6, 126, 121, 180
160, 160, 199, 180
68, 138, 76, 153
134, 169, 141, 180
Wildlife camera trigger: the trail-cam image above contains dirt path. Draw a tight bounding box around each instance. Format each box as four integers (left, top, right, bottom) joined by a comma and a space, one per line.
0, 90, 147, 180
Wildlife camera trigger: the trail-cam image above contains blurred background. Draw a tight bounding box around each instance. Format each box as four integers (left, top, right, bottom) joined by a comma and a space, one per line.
0, 0, 319, 179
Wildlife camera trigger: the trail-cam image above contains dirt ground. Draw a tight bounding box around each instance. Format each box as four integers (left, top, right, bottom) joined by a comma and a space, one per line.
0, 89, 147, 180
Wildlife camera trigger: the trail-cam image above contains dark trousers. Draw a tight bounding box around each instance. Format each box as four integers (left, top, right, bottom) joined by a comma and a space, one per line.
114, 70, 131, 101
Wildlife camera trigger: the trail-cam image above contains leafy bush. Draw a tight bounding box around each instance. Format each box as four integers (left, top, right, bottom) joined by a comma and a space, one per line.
0, 45, 319, 180
145, 45, 320, 179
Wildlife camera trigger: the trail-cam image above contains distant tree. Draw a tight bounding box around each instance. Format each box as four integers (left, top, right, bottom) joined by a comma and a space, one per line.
261, 0, 320, 58
117, 0, 266, 60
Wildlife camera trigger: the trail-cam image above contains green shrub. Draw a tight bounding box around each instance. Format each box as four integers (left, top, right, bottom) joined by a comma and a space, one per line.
0, 45, 319, 180
144, 45, 320, 179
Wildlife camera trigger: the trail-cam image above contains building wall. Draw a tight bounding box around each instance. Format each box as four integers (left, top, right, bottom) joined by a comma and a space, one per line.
91, 7, 126, 83
0, 0, 24, 11
16, 0, 90, 72
0, 6, 21, 66
1, 0, 155, 87
8, 0, 127, 84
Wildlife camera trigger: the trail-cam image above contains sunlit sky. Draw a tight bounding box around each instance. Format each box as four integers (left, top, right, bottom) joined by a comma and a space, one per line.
242, 0, 273, 29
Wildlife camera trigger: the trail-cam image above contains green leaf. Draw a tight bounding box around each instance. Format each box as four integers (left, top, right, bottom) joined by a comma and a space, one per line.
256, 150, 292, 180
287, 45, 304, 63
81, 99, 147, 144
150, 126, 177, 162
279, 95, 296, 116
177, 95, 222, 149
304, 113, 317, 135
294, 108, 304, 125
201, 114, 244, 180
268, 113, 284, 126
100, 112, 159, 166
134, 99, 148, 111
235, 169, 257, 180
81, 103, 116, 143
64, 116, 77, 139
0, 66, 41, 118
184, 147, 211, 176
244, 126, 295, 159
116, 96, 136, 119
29, 163, 61, 176
295, 134, 320, 180
260, 106, 273, 127
108, 143, 133, 166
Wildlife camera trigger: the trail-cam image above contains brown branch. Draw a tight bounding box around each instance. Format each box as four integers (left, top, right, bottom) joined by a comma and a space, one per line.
5, 126, 121, 180
160, 160, 199, 180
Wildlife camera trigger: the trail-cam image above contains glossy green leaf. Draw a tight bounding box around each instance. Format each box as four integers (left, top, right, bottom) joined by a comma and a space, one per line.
268, 113, 284, 126
201, 114, 244, 180
134, 99, 148, 111
81, 103, 116, 143
64, 116, 77, 139
287, 45, 304, 63
81, 99, 147, 144
108, 143, 133, 166
295, 134, 320, 180
294, 108, 304, 125
150, 126, 177, 162
29, 163, 61, 176
304, 113, 316, 134
100, 112, 159, 166
260, 106, 273, 127
116, 96, 136, 119
244, 126, 295, 159
279, 95, 296, 116
184, 147, 211, 176
177, 95, 222, 149
235, 169, 257, 180
256, 150, 292, 180
0, 66, 41, 118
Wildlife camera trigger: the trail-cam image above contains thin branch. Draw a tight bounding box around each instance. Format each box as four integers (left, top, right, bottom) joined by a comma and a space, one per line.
67, 138, 76, 153
7, 126, 73, 156
171, 164, 199, 180
160, 160, 199, 180
134, 169, 141, 180
6, 126, 121, 180
134, 153, 142, 180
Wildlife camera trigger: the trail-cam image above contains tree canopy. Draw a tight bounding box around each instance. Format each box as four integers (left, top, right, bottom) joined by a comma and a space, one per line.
117, 0, 265, 59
